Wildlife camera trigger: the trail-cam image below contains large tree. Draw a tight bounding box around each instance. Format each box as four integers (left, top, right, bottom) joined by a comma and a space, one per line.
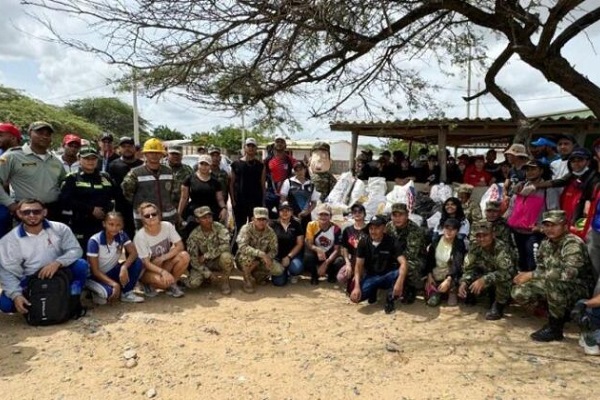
64, 97, 150, 139
25, 1, 600, 143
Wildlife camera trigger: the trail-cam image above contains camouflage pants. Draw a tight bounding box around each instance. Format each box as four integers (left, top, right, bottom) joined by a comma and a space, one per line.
407, 260, 425, 290
235, 253, 284, 282
511, 277, 588, 319
466, 275, 512, 305
183, 252, 234, 289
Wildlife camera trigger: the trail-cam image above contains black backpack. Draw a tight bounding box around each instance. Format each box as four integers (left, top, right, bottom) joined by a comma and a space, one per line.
25, 268, 85, 326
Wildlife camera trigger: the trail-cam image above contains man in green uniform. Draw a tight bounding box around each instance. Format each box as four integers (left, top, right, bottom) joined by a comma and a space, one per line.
512, 210, 593, 341
459, 221, 516, 320
457, 184, 482, 225
184, 206, 234, 294
386, 202, 427, 302
235, 207, 284, 293
167, 145, 193, 207
469, 201, 514, 246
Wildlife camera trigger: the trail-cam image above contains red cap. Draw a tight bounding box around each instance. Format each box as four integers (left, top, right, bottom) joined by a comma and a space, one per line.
62, 133, 82, 146
0, 122, 22, 142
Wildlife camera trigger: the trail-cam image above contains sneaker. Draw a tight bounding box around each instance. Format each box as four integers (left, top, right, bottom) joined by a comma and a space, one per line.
289, 276, 299, 284
121, 291, 145, 303
142, 283, 159, 298
582, 334, 600, 356
166, 284, 185, 298
91, 292, 107, 305
367, 291, 378, 304
579, 332, 587, 348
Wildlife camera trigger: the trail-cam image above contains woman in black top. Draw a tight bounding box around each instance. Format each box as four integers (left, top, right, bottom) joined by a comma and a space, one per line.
269, 202, 305, 285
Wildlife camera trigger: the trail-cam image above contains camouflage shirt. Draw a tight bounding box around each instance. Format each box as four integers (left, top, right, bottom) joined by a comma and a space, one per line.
533, 233, 593, 287
186, 222, 231, 266
211, 168, 230, 203
461, 239, 515, 286
385, 220, 427, 263
236, 222, 278, 259
463, 200, 482, 225
170, 163, 194, 205
312, 171, 337, 202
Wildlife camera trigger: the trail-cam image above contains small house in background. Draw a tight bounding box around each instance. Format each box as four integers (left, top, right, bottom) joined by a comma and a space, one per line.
258, 140, 365, 174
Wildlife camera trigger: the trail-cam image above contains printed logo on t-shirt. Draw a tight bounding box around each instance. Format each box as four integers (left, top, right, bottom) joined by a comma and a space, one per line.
150, 238, 171, 259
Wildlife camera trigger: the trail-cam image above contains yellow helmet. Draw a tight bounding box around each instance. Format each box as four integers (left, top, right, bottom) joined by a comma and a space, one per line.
142, 138, 165, 153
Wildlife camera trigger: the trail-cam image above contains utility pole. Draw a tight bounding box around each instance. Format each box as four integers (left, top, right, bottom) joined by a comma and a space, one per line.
240, 108, 246, 156
466, 43, 472, 119
132, 73, 140, 145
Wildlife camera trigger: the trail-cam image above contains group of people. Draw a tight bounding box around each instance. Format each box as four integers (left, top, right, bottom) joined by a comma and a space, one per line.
0, 120, 600, 357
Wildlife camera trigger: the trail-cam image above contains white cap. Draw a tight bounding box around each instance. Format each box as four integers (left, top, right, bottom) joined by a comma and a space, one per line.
245, 138, 257, 146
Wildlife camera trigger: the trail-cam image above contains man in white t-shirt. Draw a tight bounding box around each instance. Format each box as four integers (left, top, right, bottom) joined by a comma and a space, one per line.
134, 202, 190, 297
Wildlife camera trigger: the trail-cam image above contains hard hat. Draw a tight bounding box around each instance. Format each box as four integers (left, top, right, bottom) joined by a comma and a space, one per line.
142, 138, 165, 153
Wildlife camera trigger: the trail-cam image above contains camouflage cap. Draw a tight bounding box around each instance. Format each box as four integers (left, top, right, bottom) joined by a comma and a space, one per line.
391, 203, 409, 214
457, 184, 474, 195
253, 207, 269, 219
311, 141, 330, 153
472, 221, 493, 235
29, 121, 54, 133
168, 145, 183, 154
208, 146, 220, 154
542, 210, 567, 224
485, 201, 502, 211
194, 206, 212, 218
78, 145, 99, 158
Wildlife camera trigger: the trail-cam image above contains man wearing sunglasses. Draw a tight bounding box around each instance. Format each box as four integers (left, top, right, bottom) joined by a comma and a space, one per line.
0, 199, 89, 314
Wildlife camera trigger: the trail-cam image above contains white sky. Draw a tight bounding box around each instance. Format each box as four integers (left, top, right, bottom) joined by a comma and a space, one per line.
1, 0, 599, 146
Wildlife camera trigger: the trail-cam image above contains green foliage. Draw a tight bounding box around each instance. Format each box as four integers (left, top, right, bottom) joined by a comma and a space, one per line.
0, 85, 103, 146
64, 97, 150, 138
153, 124, 185, 140
191, 125, 271, 154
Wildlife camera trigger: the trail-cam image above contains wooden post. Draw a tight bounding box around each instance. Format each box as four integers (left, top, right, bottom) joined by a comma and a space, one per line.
350, 131, 359, 172
438, 129, 448, 183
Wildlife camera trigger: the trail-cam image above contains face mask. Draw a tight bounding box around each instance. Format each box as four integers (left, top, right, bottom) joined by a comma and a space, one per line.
572, 166, 589, 177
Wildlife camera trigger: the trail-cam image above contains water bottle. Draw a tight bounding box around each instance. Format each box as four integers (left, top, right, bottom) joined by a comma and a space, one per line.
533, 242, 539, 267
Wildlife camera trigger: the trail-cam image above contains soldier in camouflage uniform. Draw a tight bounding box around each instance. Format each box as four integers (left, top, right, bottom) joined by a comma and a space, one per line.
457, 184, 482, 225
459, 221, 516, 320
512, 210, 593, 342
308, 142, 337, 201
167, 145, 194, 207
209, 146, 230, 205
386, 203, 427, 302
184, 206, 234, 294
235, 207, 284, 293
469, 201, 514, 246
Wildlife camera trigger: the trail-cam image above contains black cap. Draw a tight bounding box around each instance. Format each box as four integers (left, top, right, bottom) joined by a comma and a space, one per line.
350, 203, 366, 214
443, 218, 461, 230
101, 132, 114, 142
278, 201, 293, 211
367, 215, 387, 227
119, 136, 135, 146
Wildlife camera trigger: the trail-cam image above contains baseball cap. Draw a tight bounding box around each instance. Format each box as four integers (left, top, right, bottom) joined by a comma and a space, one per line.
315, 204, 332, 215
278, 201, 293, 211
443, 218, 461, 230
293, 160, 306, 170
168, 145, 183, 154
208, 146, 220, 154
101, 132, 114, 142
472, 221, 493, 235
367, 215, 387, 227
29, 121, 54, 133
78, 145, 99, 158
504, 143, 529, 158
253, 207, 269, 219
531, 137, 557, 148
568, 148, 591, 160
485, 201, 502, 211
542, 210, 567, 224
0, 123, 22, 141
457, 184, 474, 195
274, 135, 286, 142
119, 136, 135, 146
391, 203, 409, 214
62, 134, 81, 146
245, 138, 257, 146
198, 154, 212, 164
194, 206, 212, 218
524, 159, 545, 168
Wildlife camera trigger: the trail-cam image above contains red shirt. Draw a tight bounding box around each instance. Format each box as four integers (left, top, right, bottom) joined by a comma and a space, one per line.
268, 154, 295, 185
463, 165, 492, 186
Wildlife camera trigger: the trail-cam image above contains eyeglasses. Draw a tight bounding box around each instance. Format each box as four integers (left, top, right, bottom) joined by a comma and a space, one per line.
21, 209, 43, 216
143, 212, 158, 219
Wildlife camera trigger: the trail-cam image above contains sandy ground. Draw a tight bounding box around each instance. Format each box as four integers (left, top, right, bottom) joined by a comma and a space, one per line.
1, 276, 598, 400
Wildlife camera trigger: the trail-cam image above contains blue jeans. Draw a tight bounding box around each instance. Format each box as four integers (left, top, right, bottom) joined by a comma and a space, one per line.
0, 259, 90, 313
85, 258, 143, 298
358, 269, 399, 302
272, 256, 303, 286
0, 204, 12, 239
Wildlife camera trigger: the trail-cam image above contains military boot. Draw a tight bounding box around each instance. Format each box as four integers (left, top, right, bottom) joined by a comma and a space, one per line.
530, 316, 564, 342
220, 275, 232, 295
242, 270, 256, 294
485, 302, 505, 321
